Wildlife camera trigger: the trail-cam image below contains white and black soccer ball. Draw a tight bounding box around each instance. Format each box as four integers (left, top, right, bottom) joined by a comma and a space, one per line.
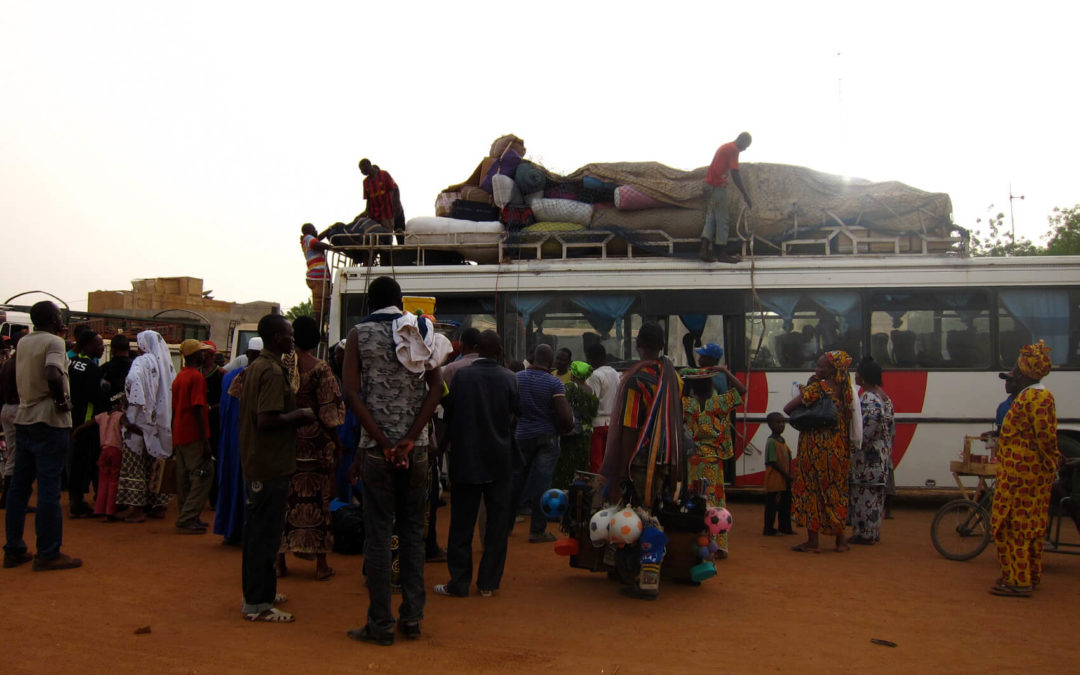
588, 509, 611, 546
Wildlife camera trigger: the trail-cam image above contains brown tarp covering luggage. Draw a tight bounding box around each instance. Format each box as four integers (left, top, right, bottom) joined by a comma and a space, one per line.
567, 161, 955, 240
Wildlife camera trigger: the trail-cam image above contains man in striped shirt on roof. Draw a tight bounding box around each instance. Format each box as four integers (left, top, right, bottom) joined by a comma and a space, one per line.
359, 158, 404, 234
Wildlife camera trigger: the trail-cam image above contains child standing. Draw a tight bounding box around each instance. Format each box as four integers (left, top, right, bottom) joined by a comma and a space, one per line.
763, 412, 795, 536
93, 395, 126, 519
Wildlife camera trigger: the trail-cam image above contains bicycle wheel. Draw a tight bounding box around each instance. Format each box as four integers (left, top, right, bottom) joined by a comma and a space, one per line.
931, 498, 992, 561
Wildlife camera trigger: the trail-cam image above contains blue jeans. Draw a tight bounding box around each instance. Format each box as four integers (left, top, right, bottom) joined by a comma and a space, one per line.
509, 434, 560, 536
4, 423, 69, 560
701, 184, 729, 246
360, 447, 429, 633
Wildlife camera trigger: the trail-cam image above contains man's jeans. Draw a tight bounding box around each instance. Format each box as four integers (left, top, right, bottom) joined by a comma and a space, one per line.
241, 476, 289, 615
701, 184, 730, 247
4, 423, 69, 560
361, 447, 429, 634
509, 434, 559, 536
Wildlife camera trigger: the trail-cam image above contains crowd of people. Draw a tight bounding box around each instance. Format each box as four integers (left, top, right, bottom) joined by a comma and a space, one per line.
0, 285, 1069, 641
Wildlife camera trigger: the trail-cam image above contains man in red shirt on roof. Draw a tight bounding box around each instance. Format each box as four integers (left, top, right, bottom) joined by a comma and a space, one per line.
700, 132, 753, 264
172, 339, 214, 534
359, 158, 404, 234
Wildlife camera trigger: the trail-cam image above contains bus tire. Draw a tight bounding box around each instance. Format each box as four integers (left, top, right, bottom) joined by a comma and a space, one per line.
930, 498, 992, 561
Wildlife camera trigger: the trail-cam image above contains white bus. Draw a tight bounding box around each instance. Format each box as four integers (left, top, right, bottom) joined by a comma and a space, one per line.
326, 250, 1080, 491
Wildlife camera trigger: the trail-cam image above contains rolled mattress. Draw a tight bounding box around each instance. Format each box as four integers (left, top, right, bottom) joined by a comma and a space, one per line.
404, 217, 505, 264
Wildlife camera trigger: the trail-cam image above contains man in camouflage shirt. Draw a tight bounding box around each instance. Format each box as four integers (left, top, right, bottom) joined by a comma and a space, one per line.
344, 276, 444, 646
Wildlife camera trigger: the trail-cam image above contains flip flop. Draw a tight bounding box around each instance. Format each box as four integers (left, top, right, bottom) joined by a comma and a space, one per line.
791, 543, 821, 554
244, 607, 295, 622
989, 582, 1032, 597
316, 567, 335, 581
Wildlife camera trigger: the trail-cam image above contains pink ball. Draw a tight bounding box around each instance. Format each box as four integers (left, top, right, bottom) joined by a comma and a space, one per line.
705, 507, 733, 534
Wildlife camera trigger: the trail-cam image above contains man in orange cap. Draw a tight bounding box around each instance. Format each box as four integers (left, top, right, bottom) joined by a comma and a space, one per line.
989, 341, 1059, 597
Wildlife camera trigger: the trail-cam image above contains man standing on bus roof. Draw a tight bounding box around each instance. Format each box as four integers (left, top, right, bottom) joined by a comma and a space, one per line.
700, 132, 752, 264
989, 341, 1059, 598
359, 159, 404, 234
301, 223, 332, 320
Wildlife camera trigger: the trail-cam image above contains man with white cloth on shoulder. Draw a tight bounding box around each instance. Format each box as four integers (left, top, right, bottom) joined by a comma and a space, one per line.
344, 276, 445, 646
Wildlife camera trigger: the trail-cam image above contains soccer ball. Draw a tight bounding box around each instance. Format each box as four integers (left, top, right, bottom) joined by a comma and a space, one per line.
705, 507, 733, 534
588, 509, 612, 546
540, 489, 569, 519
609, 508, 643, 545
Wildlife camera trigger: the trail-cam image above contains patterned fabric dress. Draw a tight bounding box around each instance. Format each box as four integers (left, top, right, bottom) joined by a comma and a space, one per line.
991, 385, 1058, 588
849, 389, 894, 541
791, 377, 852, 536
682, 388, 742, 551
116, 444, 172, 509
280, 359, 345, 555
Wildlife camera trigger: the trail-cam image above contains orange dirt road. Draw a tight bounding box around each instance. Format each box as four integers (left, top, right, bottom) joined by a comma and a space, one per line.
3, 496, 1079, 674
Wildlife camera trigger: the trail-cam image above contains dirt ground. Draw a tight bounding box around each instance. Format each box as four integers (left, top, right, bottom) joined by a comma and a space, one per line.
3, 493, 1080, 675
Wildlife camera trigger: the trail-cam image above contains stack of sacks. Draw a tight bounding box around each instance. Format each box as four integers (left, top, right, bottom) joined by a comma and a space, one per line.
435, 134, 527, 221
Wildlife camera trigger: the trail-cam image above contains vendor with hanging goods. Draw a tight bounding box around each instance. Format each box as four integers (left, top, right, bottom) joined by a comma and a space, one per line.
989, 341, 1059, 598
700, 132, 752, 264
599, 323, 686, 599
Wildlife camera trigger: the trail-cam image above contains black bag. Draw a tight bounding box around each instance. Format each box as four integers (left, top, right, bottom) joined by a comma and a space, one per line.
787, 397, 839, 431
450, 199, 500, 222
331, 504, 365, 554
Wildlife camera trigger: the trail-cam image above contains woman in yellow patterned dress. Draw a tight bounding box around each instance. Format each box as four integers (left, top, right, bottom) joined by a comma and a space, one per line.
682, 366, 746, 558
990, 341, 1059, 597
784, 351, 854, 553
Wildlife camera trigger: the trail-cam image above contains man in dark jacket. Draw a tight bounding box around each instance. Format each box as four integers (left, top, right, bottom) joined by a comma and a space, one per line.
434, 330, 520, 598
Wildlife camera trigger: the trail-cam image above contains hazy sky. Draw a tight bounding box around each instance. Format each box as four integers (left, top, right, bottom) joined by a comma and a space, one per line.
2, 2, 1077, 312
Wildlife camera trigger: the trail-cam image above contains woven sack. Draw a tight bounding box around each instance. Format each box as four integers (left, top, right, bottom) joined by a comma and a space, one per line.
529, 198, 593, 226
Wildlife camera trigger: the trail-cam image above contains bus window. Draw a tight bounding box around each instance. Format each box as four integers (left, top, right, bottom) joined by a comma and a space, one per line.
870, 291, 990, 369
666, 314, 726, 367
749, 291, 862, 369
500, 293, 639, 365
997, 289, 1070, 367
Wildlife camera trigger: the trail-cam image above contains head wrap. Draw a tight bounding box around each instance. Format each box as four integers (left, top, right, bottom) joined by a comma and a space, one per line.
824, 350, 855, 432
825, 350, 852, 380
1017, 340, 1052, 380
569, 360, 593, 381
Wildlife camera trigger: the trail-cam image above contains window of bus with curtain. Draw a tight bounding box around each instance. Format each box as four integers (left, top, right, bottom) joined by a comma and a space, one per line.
869, 291, 991, 369
501, 293, 640, 365
748, 290, 863, 369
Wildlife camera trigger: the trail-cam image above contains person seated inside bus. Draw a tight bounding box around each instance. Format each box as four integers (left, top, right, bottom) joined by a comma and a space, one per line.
890, 329, 917, 367
870, 333, 893, 366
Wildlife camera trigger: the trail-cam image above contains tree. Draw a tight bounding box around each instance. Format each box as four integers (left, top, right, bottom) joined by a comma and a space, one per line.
285, 299, 312, 320
969, 204, 1080, 257
1044, 205, 1080, 255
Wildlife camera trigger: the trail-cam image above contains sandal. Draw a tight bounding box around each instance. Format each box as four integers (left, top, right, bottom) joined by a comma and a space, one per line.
123, 513, 147, 523
989, 581, 1032, 597
791, 543, 821, 554
274, 593, 287, 604
315, 567, 335, 582
244, 607, 295, 622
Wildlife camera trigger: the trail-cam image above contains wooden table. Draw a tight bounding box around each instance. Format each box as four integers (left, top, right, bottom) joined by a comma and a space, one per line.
949, 460, 997, 501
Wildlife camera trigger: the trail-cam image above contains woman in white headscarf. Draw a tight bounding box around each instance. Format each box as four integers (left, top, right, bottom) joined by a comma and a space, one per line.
117, 330, 176, 522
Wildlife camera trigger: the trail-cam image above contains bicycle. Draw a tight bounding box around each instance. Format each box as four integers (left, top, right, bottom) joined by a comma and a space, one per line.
930, 485, 994, 561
